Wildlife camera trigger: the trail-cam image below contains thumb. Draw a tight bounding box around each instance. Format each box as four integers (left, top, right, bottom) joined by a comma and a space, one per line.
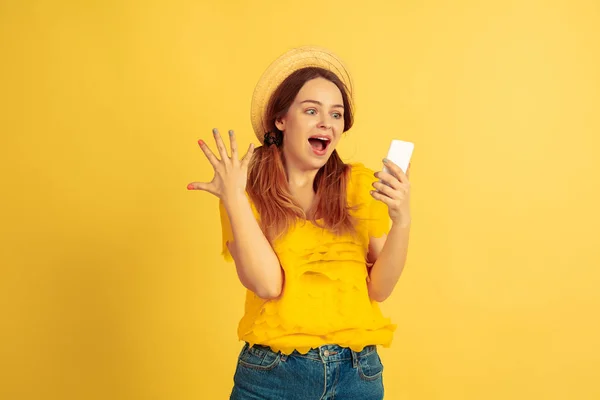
187, 181, 217, 195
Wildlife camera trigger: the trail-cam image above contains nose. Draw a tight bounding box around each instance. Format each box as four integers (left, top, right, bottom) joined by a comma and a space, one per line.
318, 116, 332, 130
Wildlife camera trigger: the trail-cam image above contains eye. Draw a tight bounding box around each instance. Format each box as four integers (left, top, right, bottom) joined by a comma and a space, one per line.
332, 112, 343, 119
305, 108, 317, 115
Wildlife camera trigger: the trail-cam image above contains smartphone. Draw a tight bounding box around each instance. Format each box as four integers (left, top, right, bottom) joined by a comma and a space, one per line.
383, 139, 414, 175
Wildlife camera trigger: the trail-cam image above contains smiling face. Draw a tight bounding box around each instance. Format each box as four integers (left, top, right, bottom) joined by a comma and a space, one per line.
275, 77, 345, 171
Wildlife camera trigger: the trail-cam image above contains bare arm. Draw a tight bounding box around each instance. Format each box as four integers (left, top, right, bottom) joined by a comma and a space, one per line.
188, 128, 283, 299
222, 195, 283, 299
367, 222, 411, 302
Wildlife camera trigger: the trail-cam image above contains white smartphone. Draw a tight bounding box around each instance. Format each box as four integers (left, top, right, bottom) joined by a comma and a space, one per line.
383, 139, 414, 175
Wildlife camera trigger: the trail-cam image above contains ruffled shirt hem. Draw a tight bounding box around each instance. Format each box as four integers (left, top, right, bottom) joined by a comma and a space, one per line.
240, 323, 397, 355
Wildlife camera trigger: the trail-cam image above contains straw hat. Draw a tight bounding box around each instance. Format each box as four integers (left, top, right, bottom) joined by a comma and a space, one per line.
250, 46, 354, 144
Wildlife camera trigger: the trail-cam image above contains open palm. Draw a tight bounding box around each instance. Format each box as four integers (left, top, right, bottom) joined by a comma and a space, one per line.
187, 128, 254, 201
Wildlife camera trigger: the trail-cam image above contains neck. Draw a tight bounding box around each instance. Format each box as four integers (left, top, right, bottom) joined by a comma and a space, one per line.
285, 163, 319, 189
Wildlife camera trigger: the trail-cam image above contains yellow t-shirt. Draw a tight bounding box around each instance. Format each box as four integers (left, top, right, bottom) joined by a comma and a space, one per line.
219, 163, 397, 355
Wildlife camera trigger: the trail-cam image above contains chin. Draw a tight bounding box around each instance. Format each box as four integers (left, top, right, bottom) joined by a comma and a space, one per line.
312, 160, 329, 170
307, 153, 334, 170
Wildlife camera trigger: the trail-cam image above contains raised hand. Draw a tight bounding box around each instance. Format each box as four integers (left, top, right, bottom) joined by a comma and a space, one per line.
371, 159, 411, 226
187, 128, 255, 201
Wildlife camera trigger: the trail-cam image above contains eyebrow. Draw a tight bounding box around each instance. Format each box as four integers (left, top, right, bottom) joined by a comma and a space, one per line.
300, 100, 344, 109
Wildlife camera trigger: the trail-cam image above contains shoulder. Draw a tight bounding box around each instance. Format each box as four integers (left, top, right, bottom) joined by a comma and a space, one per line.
345, 162, 379, 205
347, 162, 377, 190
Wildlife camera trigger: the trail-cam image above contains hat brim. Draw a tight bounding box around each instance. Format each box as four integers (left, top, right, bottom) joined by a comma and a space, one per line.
250, 46, 353, 144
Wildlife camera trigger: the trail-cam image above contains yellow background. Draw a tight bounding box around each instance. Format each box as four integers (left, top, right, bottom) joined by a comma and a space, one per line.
1, 0, 599, 399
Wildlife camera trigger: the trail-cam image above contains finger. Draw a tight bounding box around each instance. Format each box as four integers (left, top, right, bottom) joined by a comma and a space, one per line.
406, 163, 411, 179
241, 142, 255, 167
198, 139, 221, 169
372, 181, 399, 199
383, 158, 408, 183
370, 189, 394, 206
212, 128, 230, 161
374, 171, 401, 190
229, 130, 239, 160
187, 181, 217, 196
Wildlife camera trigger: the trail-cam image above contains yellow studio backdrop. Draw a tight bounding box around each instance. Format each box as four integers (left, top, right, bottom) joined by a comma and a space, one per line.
1, 0, 599, 399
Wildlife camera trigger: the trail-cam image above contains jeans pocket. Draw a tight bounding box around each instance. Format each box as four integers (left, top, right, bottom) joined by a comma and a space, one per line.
238, 344, 282, 371
358, 349, 384, 381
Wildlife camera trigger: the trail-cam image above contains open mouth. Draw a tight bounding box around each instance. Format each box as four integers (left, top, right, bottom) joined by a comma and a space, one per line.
308, 136, 331, 154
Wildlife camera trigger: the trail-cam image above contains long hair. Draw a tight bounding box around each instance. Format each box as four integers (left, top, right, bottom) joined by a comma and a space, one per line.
247, 67, 356, 241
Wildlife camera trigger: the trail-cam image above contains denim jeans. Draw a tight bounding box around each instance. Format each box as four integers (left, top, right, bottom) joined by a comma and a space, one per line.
230, 342, 384, 399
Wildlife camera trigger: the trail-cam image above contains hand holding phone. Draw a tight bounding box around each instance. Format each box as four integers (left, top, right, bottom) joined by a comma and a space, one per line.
373, 139, 414, 226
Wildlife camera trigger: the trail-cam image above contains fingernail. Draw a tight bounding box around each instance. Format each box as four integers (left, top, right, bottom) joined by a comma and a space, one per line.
382, 158, 388, 163
212, 128, 218, 134
198, 139, 204, 146
187, 184, 194, 190
228, 130, 233, 136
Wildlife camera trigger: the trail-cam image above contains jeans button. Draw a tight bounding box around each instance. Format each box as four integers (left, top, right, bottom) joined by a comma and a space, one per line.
323, 350, 330, 356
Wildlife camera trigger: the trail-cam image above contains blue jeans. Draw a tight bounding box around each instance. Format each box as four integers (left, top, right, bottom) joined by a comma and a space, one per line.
230, 342, 384, 399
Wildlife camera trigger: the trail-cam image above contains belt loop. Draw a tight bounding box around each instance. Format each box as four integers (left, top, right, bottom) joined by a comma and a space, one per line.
351, 349, 358, 368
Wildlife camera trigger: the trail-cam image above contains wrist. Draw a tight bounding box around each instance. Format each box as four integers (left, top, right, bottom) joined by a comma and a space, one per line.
391, 216, 411, 229
222, 191, 249, 211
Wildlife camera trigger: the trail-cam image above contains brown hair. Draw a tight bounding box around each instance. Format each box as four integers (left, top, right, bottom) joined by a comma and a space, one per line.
247, 67, 356, 241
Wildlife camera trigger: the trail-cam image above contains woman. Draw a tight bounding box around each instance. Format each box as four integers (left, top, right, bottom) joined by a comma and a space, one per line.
187, 47, 411, 400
